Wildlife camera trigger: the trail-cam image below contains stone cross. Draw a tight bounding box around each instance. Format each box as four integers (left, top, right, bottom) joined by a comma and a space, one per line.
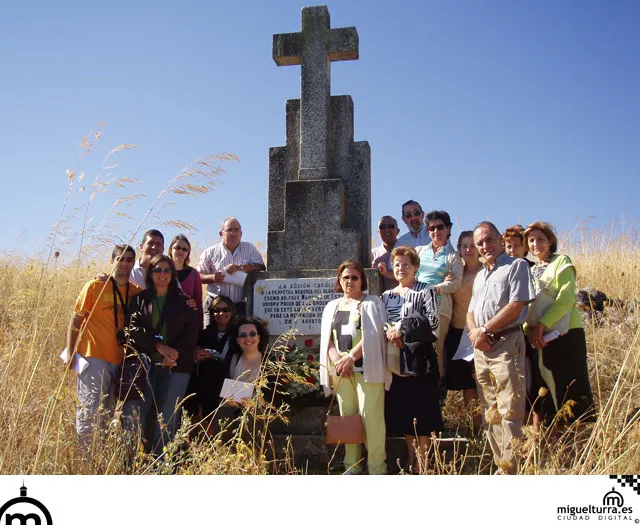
266, 5, 371, 273
273, 5, 358, 180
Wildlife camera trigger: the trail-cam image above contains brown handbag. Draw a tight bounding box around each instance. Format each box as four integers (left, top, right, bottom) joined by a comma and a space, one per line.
324, 375, 365, 445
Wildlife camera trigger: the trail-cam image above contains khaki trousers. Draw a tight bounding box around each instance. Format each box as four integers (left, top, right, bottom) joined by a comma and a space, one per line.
474, 331, 526, 474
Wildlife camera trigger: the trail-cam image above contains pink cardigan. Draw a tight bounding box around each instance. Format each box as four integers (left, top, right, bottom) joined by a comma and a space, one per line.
179, 267, 204, 329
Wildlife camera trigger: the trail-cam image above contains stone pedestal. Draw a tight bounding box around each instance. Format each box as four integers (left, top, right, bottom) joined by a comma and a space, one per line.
267, 96, 371, 271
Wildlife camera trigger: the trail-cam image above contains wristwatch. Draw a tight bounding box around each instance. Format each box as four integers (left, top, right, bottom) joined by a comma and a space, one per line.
480, 326, 488, 334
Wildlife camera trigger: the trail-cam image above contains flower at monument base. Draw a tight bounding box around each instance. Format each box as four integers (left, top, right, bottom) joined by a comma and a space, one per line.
274, 340, 321, 400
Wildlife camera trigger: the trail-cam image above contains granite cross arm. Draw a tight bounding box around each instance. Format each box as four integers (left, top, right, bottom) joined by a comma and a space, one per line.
273, 5, 358, 180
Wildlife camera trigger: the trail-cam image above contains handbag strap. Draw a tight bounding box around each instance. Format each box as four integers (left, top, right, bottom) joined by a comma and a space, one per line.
326, 374, 360, 415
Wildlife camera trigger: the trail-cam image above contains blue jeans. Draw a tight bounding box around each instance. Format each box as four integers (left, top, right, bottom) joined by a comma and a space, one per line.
131, 365, 191, 455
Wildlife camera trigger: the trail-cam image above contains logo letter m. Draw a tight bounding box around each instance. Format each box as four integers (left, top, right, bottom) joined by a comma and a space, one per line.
6, 513, 42, 525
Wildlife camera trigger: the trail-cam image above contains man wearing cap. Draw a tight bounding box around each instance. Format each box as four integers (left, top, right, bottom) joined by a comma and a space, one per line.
396, 200, 430, 248
371, 215, 400, 292
198, 217, 265, 323
467, 221, 534, 475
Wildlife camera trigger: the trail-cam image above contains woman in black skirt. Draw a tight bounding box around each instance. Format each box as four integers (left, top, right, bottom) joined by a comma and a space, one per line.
382, 246, 442, 472
524, 221, 595, 425
444, 231, 483, 432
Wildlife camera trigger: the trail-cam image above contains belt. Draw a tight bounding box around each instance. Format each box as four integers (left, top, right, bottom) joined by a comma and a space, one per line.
488, 324, 522, 342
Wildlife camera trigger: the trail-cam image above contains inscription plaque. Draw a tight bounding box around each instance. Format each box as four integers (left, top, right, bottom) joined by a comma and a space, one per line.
253, 278, 341, 335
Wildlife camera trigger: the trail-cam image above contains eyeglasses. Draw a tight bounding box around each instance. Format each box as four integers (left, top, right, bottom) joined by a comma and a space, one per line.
238, 331, 258, 338
428, 224, 447, 232
379, 223, 397, 230
172, 246, 189, 252
341, 275, 360, 282
213, 307, 231, 314
223, 227, 241, 233
151, 267, 172, 274
404, 210, 422, 219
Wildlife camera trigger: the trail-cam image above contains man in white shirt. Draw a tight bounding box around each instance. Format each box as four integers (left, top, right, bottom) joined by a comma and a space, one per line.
198, 217, 265, 323
129, 229, 164, 288
396, 200, 430, 248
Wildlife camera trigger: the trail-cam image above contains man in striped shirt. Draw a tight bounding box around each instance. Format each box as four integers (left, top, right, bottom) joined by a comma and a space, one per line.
198, 217, 265, 323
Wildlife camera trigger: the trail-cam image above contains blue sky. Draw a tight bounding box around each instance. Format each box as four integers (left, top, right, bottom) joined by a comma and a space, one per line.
1, 0, 638, 259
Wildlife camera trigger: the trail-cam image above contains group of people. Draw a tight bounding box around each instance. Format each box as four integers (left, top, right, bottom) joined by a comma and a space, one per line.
67, 218, 268, 458
66, 205, 595, 475
321, 200, 595, 474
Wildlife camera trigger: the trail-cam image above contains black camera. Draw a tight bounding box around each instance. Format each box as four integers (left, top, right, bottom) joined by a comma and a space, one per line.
117, 330, 127, 346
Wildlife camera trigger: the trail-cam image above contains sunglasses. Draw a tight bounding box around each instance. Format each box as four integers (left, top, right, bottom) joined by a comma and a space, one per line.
404, 210, 422, 219
341, 275, 360, 282
172, 246, 189, 252
238, 331, 258, 338
379, 223, 397, 230
151, 267, 172, 274
428, 224, 447, 232
213, 307, 231, 314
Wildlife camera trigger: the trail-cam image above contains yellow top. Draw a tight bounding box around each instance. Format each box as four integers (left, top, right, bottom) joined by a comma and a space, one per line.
74, 279, 142, 364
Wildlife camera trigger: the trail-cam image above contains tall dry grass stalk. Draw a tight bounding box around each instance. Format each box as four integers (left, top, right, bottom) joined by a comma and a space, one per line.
0, 127, 247, 474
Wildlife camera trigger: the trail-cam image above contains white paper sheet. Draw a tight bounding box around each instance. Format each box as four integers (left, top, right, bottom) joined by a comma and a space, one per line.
222, 270, 248, 287
219, 377, 254, 401
452, 328, 474, 362
59, 347, 90, 374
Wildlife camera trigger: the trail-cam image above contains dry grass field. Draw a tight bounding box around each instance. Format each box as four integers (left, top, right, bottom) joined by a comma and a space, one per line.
0, 226, 638, 475
0, 135, 637, 474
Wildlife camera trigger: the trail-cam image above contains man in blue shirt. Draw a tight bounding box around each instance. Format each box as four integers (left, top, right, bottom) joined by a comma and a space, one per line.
467, 221, 534, 475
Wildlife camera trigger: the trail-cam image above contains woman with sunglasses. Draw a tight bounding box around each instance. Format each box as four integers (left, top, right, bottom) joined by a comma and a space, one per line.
319, 260, 389, 475
212, 316, 272, 443
169, 234, 203, 329
415, 210, 463, 382
383, 246, 442, 473
126, 254, 199, 455
185, 295, 236, 434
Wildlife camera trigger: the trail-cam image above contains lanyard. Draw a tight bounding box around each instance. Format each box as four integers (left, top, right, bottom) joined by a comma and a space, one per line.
111, 277, 130, 332
110, 277, 129, 344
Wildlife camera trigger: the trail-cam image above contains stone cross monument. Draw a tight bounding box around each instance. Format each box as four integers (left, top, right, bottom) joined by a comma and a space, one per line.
247, 5, 378, 336
267, 5, 371, 271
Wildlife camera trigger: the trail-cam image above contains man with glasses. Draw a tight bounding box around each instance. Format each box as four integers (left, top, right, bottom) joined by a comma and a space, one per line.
65, 244, 143, 452
130, 229, 165, 288
397, 200, 430, 248
371, 215, 400, 291
198, 217, 265, 323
